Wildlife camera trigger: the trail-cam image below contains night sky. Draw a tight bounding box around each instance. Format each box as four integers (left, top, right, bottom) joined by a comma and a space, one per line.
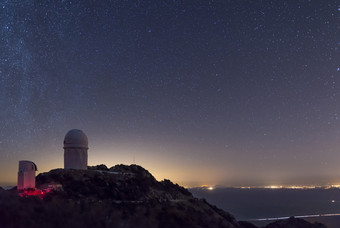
1, 0, 339, 187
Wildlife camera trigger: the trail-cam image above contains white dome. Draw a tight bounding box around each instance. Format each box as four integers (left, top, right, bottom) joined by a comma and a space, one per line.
63, 129, 88, 149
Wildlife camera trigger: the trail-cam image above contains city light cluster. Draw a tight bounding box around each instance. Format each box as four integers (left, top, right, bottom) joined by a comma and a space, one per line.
200, 184, 340, 190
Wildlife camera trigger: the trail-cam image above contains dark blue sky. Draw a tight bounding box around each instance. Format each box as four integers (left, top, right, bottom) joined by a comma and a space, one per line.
0, 0, 339, 187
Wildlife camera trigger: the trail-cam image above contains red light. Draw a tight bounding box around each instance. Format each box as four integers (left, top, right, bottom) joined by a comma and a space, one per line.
18, 188, 52, 199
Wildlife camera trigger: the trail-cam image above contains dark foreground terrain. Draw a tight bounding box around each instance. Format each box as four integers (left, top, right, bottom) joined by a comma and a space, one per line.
0, 165, 327, 228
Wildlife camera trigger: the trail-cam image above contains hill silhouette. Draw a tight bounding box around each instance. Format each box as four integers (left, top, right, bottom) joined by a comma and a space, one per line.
0, 164, 327, 228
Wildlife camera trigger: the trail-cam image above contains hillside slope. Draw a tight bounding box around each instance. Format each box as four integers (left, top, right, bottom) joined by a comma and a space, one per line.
0, 164, 327, 228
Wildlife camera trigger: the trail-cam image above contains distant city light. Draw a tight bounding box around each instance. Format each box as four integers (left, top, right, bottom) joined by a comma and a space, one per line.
200, 185, 215, 190
235, 185, 336, 189
265, 185, 283, 189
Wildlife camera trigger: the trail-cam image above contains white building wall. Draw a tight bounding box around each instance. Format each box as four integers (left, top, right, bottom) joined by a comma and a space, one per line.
17, 161, 37, 191
64, 148, 88, 170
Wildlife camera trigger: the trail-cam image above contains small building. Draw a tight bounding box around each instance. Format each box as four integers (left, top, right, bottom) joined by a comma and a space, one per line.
64, 129, 88, 170
17, 160, 37, 191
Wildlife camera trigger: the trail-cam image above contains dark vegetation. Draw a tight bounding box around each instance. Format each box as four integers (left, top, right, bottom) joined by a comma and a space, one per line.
0, 164, 328, 228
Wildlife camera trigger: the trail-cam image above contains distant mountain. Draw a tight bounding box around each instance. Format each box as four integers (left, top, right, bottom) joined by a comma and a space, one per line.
0, 164, 328, 228
264, 217, 326, 228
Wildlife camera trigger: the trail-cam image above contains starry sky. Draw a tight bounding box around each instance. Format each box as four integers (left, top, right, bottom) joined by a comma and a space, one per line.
0, 0, 339, 187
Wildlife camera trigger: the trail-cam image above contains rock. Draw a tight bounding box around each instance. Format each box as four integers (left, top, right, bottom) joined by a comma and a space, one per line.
87, 164, 109, 171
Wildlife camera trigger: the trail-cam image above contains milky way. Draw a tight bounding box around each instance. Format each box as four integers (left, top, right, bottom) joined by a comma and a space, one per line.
0, 1, 339, 186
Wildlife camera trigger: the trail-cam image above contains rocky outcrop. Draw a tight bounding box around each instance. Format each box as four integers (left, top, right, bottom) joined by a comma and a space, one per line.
36, 164, 192, 202
20, 164, 239, 228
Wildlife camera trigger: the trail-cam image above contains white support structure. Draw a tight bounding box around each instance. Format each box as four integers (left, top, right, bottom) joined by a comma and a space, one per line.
17, 160, 37, 191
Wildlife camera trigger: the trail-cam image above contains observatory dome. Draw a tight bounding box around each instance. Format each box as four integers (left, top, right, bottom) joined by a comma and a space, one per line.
64, 129, 88, 149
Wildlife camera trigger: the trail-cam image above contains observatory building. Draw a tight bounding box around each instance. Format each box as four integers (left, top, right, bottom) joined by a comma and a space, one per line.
17, 160, 37, 191
64, 129, 88, 170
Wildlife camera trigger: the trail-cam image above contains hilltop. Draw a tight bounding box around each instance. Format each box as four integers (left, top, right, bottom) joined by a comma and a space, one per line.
0, 164, 327, 228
